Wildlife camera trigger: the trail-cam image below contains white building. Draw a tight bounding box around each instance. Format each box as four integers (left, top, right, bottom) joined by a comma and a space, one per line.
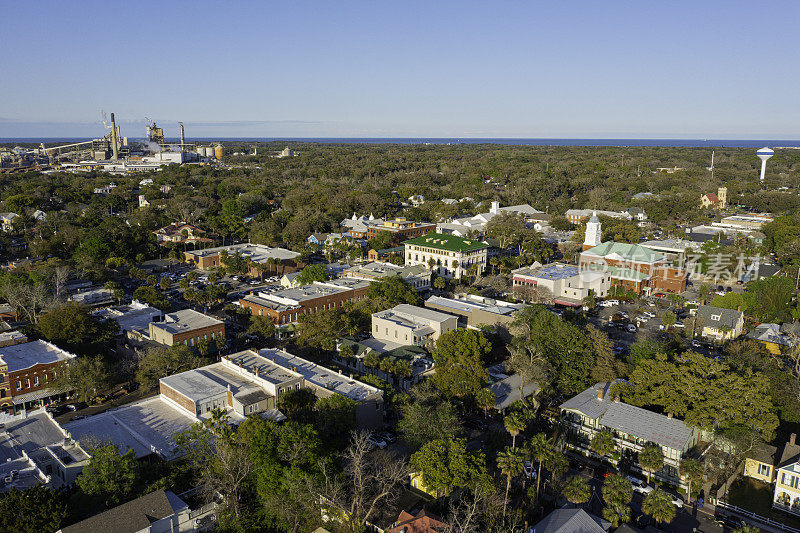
372, 304, 458, 347
511, 262, 611, 306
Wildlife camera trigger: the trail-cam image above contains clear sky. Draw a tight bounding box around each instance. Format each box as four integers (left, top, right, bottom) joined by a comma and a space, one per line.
1, 0, 798, 139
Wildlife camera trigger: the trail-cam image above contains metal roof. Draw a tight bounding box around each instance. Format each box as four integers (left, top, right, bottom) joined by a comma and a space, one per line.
560, 382, 693, 451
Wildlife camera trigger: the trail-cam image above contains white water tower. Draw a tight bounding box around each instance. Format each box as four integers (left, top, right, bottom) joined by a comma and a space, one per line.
757, 147, 774, 181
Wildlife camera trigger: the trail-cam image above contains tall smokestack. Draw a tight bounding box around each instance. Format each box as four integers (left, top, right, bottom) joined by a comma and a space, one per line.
110, 113, 119, 160
179, 122, 185, 147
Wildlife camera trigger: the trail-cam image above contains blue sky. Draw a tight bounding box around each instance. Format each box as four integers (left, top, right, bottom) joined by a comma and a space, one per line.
1, 1, 798, 138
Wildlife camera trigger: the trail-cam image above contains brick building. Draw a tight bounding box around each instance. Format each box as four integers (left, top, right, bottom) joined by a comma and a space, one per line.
238, 279, 370, 325
148, 309, 225, 349
184, 243, 301, 275
0, 339, 77, 412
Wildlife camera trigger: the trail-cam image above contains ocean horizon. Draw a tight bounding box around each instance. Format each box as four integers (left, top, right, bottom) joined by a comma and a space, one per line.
2, 137, 800, 148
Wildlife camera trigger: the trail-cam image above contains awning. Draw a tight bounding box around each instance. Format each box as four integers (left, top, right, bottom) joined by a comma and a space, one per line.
12, 386, 69, 405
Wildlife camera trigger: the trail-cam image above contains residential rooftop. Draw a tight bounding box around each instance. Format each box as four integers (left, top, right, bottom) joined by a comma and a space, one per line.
59, 489, 189, 533
258, 348, 381, 402
152, 309, 223, 335
0, 340, 76, 372
403, 233, 488, 253
560, 382, 694, 451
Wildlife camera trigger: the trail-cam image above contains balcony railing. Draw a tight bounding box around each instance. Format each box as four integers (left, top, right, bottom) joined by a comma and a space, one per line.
773, 501, 800, 517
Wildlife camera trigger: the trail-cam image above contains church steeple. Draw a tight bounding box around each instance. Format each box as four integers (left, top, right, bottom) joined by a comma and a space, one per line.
583, 211, 602, 250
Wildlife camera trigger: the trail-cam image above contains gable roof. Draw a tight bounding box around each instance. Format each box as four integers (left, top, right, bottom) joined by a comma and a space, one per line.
59, 490, 188, 533
703, 193, 719, 204
581, 241, 664, 263
695, 305, 743, 330
560, 382, 694, 451
387, 509, 447, 533
748, 323, 793, 346
532, 507, 609, 533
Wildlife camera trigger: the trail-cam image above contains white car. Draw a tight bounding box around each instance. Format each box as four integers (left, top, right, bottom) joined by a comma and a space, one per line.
632, 481, 654, 495
367, 435, 387, 449
626, 324, 637, 333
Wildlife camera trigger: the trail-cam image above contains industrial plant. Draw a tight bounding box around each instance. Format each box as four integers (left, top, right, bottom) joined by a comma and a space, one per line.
0, 113, 224, 174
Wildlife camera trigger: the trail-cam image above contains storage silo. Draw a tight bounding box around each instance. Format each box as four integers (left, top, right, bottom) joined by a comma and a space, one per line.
214, 145, 224, 159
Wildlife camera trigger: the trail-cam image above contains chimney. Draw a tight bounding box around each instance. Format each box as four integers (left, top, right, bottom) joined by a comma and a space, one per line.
597, 388, 604, 400
179, 122, 185, 146
791, 433, 797, 446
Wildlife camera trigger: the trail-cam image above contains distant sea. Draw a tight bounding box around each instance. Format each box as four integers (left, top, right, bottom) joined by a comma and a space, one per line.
3, 138, 800, 148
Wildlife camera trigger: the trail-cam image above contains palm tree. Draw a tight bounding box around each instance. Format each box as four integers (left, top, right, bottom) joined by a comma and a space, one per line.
639, 443, 664, 485
475, 387, 495, 417
642, 489, 676, 526
526, 433, 552, 502
601, 474, 633, 528
504, 411, 526, 449
497, 447, 524, 520
591, 430, 615, 458
679, 458, 704, 504
562, 475, 591, 507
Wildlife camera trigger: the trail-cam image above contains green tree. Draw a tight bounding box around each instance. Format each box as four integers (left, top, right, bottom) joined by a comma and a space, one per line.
132, 285, 170, 311
315, 394, 357, 447
76, 445, 138, 507
526, 433, 552, 502
51, 356, 111, 402
642, 489, 676, 525
639, 443, 664, 484
591, 430, 616, 457
563, 475, 591, 507
295, 264, 329, 285
136, 344, 206, 390
679, 458, 704, 503
497, 446, 524, 519
432, 329, 491, 399
277, 388, 317, 422
398, 393, 461, 449
475, 387, 496, 416
660, 310, 677, 331
601, 474, 633, 527
699, 283, 712, 304
37, 301, 118, 355
409, 438, 492, 497
365, 276, 422, 306
504, 411, 527, 449
248, 315, 276, 338
0, 485, 66, 533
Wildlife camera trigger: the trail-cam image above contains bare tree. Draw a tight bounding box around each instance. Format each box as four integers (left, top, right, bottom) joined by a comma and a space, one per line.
318, 430, 409, 533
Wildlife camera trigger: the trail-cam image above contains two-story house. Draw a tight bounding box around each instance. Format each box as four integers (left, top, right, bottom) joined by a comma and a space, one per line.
695, 305, 744, 342
560, 382, 698, 486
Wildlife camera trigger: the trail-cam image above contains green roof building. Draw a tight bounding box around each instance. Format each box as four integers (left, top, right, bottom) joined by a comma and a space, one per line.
403, 233, 488, 279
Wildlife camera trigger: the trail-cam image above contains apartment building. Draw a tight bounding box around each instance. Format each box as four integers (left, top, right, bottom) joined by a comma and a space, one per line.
238, 279, 370, 325
148, 309, 225, 349
403, 233, 488, 279
184, 243, 301, 274
560, 382, 698, 486
0, 339, 77, 412
372, 304, 458, 347
424, 294, 525, 328
511, 262, 611, 306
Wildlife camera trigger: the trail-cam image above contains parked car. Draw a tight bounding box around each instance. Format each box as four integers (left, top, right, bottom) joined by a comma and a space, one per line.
632, 481, 654, 495
626, 323, 637, 333
367, 434, 387, 449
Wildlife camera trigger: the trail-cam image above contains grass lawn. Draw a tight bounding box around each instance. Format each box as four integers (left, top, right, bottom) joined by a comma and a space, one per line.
727, 478, 800, 529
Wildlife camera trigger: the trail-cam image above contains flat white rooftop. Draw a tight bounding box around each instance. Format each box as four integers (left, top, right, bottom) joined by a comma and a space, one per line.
426, 294, 525, 316
153, 309, 222, 335
187, 243, 300, 262
0, 340, 75, 372
258, 348, 380, 402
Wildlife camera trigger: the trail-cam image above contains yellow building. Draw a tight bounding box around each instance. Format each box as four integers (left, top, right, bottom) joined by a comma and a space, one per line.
744, 443, 778, 484
747, 323, 793, 355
